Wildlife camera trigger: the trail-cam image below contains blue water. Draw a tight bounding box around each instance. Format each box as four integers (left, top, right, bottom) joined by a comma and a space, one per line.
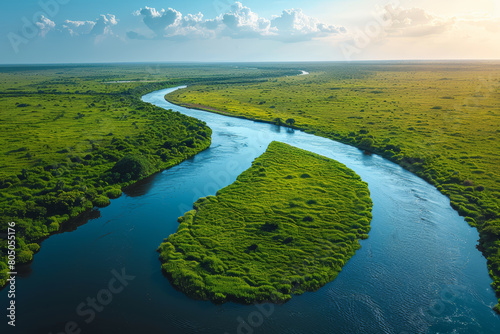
2, 87, 499, 334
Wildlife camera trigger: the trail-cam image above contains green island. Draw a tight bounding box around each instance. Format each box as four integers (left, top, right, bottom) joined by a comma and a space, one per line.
158, 141, 372, 304
0, 64, 303, 288
166, 62, 500, 311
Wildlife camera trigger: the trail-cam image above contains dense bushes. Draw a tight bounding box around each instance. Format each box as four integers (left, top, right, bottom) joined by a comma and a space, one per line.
0, 68, 213, 288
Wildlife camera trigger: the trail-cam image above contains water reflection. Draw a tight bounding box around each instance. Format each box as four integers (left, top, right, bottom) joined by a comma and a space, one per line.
59, 208, 101, 233
122, 173, 159, 197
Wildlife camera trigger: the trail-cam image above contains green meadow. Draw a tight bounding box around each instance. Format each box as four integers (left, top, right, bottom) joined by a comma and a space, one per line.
158, 141, 373, 304
166, 61, 500, 311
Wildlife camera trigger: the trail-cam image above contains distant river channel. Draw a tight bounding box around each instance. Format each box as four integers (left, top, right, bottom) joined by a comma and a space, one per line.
2, 86, 499, 334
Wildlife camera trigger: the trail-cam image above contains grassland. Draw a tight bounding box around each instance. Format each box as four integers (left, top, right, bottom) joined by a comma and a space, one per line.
158, 141, 373, 304
0, 63, 300, 288
166, 61, 500, 312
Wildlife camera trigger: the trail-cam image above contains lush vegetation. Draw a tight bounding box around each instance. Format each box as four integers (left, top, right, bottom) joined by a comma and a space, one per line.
166, 61, 500, 312
0, 63, 306, 288
0, 65, 221, 287
158, 141, 373, 304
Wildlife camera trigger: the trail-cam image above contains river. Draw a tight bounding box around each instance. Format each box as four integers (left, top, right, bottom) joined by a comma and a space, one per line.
1, 86, 499, 334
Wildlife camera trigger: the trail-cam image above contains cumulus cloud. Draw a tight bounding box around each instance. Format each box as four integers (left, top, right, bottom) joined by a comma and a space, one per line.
219, 2, 272, 38
383, 5, 455, 37
134, 7, 181, 35
128, 2, 344, 42
91, 14, 118, 36
62, 14, 118, 37
271, 8, 346, 42
171, 13, 214, 38
458, 15, 500, 33
36, 16, 56, 37
63, 20, 96, 36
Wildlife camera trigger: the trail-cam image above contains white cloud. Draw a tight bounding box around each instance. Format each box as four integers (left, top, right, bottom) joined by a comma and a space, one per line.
129, 2, 344, 42
91, 14, 118, 36
271, 8, 346, 42
36, 16, 56, 37
170, 13, 213, 38
63, 20, 96, 36
383, 5, 455, 37
219, 2, 272, 38
457, 14, 500, 33
62, 14, 118, 38
366, 5, 499, 39
339, 4, 500, 61
135, 7, 182, 35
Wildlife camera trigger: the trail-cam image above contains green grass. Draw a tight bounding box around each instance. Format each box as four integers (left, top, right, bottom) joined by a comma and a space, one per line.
166, 61, 500, 312
158, 141, 373, 304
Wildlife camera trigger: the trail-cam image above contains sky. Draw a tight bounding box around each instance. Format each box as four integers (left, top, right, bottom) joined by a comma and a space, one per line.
0, 0, 499, 64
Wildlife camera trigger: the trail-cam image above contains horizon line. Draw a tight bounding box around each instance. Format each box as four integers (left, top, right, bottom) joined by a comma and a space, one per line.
1, 59, 500, 67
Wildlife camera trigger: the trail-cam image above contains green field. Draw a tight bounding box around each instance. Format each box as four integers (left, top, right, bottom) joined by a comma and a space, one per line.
166, 61, 500, 311
158, 141, 373, 304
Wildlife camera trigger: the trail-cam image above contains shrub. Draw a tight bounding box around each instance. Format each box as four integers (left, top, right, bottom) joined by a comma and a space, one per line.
247, 244, 258, 251
17, 249, 33, 264
106, 188, 122, 199
261, 222, 279, 232
360, 138, 374, 148
201, 256, 225, 274
111, 154, 155, 182
48, 222, 60, 232
182, 138, 196, 148
94, 195, 111, 208
27, 243, 41, 253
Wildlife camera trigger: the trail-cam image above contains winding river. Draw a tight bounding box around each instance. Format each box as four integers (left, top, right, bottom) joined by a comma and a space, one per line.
2, 87, 500, 334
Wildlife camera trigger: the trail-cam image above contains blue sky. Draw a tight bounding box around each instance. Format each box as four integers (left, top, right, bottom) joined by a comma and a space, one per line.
1, 0, 498, 64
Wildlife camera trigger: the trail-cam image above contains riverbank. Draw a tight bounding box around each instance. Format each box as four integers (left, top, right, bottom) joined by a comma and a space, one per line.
165, 96, 301, 130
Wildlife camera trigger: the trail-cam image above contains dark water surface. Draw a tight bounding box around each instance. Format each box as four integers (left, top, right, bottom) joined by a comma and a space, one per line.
2, 87, 499, 334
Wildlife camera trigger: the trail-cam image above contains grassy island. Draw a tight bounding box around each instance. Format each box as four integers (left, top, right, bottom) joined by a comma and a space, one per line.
158, 141, 373, 304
